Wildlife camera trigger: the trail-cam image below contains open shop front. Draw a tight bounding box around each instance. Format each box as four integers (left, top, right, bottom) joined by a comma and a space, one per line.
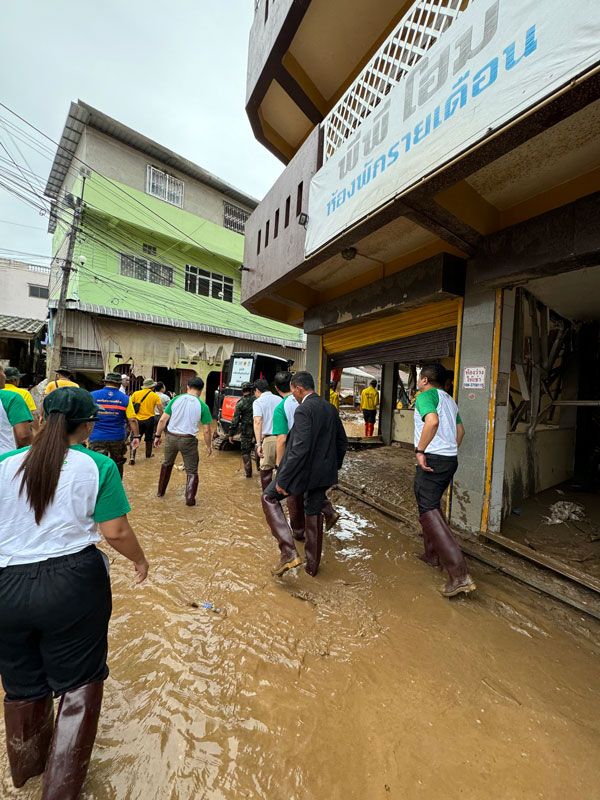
486, 274, 600, 595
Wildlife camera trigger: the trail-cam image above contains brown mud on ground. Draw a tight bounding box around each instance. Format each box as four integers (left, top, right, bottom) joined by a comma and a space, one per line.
1, 450, 599, 799
340, 443, 418, 514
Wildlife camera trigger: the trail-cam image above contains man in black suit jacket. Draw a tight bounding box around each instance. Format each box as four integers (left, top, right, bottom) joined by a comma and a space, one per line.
261, 371, 348, 577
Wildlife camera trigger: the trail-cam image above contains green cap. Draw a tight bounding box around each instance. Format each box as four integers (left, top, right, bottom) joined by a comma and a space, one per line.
4, 367, 25, 381
104, 372, 122, 383
142, 378, 156, 388
43, 387, 100, 423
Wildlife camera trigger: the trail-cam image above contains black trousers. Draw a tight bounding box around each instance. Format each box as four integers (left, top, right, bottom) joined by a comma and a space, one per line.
138, 416, 156, 442
414, 454, 458, 515
362, 409, 376, 423
0, 546, 112, 701
264, 479, 329, 516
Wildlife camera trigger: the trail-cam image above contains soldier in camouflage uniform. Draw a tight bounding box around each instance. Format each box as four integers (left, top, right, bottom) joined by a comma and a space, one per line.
229, 382, 255, 477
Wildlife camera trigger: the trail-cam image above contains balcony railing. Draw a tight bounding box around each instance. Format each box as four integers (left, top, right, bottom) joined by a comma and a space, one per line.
321, 0, 472, 161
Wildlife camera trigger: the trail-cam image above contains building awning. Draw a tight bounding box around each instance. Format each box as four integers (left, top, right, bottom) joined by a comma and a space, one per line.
0, 316, 46, 340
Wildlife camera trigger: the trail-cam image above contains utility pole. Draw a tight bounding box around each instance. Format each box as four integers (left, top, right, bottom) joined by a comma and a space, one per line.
47, 172, 87, 377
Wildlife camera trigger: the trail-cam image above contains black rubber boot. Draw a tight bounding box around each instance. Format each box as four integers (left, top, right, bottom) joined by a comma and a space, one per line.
304, 513, 324, 577
322, 499, 340, 531
185, 473, 199, 506
145, 439, 153, 458
4, 694, 54, 788
41, 681, 103, 800
157, 464, 173, 497
242, 453, 253, 478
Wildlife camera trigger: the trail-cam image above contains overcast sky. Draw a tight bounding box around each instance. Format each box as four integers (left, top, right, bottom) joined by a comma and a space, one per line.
0, 0, 282, 260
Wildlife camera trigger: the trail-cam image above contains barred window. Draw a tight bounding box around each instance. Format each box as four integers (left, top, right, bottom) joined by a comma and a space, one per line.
29, 284, 49, 299
185, 264, 233, 303
223, 202, 250, 234
120, 254, 174, 287
146, 165, 184, 208
142, 243, 157, 256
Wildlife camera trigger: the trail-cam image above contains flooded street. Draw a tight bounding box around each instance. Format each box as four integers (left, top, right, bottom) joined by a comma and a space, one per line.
2, 449, 600, 800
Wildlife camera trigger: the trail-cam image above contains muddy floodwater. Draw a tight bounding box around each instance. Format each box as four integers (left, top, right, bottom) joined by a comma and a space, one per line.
2, 450, 600, 799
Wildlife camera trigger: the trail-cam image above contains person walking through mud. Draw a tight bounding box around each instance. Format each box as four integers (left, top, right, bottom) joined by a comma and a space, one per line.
129, 379, 163, 464
0, 387, 148, 799
154, 376, 213, 506
262, 371, 347, 577
413, 363, 476, 597
271, 370, 305, 542
228, 381, 255, 478
360, 379, 379, 437
252, 378, 281, 490
90, 372, 140, 478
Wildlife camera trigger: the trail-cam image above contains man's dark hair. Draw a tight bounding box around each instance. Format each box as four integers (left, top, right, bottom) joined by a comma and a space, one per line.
420, 363, 447, 388
155, 382, 165, 392
370, 379, 377, 387
274, 371, 292, 393
329, 381, 337, 390
188, 376, 205, 391
254, 378, 269, 393
290, 371, 315, 391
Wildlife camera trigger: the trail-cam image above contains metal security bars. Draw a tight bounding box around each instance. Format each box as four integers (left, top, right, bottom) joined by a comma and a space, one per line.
145, 165, 184, 208
223, 202, 251, 234
185, 265, 234, 303
120, 254, 174, 287
321, 0, 468, 161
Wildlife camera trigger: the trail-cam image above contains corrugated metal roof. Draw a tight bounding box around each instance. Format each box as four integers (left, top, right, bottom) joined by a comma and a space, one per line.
44, 101, 259, 210
0, 315, 46, 336
49, 300, 304, 350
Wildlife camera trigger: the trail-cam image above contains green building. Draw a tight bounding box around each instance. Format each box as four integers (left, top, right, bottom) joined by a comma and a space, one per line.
44, 101, 304, 405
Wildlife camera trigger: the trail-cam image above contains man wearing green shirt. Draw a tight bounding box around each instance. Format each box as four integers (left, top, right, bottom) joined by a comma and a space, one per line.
413, 363, 475, 598
0, 365, 33, 454
154, 376, 213, 506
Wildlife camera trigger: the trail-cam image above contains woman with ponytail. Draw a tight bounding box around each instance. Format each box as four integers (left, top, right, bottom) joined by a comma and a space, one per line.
0, 387, 149, 800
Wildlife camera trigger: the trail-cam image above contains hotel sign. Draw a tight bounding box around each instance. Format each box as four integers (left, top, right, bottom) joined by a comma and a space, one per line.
305, 0, 600, 255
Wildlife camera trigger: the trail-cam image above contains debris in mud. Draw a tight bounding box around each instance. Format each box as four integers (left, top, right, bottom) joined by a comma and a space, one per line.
291, 590, 317, 606
543, 501, 586, 525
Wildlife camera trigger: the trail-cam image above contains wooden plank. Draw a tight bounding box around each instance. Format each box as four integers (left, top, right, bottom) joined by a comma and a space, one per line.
514, 364, 530, 401
482, 530, 600, 595
527, 294, 541, 440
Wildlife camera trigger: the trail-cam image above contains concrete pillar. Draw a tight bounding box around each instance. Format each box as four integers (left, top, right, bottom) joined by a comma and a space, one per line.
450, 267, 499, 533
305, 333, 327, 396
380, 362, 397, 445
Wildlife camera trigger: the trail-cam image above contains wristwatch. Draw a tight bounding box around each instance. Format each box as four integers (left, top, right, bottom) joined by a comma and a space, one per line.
415, 448, 425, 454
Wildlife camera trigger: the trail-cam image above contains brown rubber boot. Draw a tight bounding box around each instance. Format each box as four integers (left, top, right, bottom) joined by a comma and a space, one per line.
157, 464, 173, 497
322, 499, 340, 531
41, 681, 103, 800
419, 509, 476, 596
145, 439, 153, 459
4, 695, 54, 788
185, 473, 199, 506
261, 494, 301, 576
417, 513, 441, 567
304, 513, 324, 577
260, 469, 273, 491
242, 453, 253, 478
286, 494, 305, 540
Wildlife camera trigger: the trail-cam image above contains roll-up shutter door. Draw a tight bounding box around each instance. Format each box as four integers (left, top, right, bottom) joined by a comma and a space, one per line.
329, 327, 456, 368
323, 298, 460, 356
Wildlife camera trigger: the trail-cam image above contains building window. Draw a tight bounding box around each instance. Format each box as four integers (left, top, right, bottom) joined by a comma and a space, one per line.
185, 265, 234, 303
28, 284, 49, 299
223, 202, 251, 234
146, 165, 184, 208
296, 181, 304, 216
285, 196, 291, 228
142, 243, 157, 256
265, 219, 270, 247
274, 209, 280, 239
120, 254, 174, 286
257, 229, 262, 255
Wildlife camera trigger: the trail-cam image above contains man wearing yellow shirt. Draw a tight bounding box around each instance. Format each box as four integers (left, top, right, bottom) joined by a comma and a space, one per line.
360, 379, 379, 437
3, 367, 39, 430
129, 378, 163, 463
44, 367, 79, 395
329, 382, 340, 412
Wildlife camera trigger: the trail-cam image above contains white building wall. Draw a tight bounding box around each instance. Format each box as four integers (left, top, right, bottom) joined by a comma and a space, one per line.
84, 129, 255, 228
0, 259, 50, 321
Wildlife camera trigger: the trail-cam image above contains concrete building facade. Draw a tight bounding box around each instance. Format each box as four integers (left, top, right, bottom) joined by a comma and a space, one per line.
241, 0, 600, 585
44, 101, 304, 402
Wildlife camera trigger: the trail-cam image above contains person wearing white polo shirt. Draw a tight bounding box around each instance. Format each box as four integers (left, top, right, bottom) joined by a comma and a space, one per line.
253, 378, 282, 490
0, 365, 33, 453
154, 375, 213, 506
0, 387, 148, 798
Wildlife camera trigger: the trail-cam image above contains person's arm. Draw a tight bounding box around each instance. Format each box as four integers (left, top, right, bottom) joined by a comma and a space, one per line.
376, 390, 380, 409
335, 415, 348, 469
228, 402, 242, 442
276, 434, 287, 466
203, 423, 213, 456
253, 415, 263, 457
457, 422, 465, 447
276, 408, 311, 495
13, 421, 33, 448
416, 413, 439, 473
98, 516, 149, 583
154, 411, 171, 445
